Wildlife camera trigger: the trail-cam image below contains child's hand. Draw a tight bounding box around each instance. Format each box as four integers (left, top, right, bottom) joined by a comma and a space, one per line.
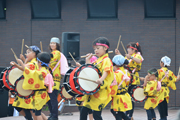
20, 54, 25, 62
96, 79, 103, 84
76, 62, 81, 67
176, 75, 180, 82
10, 61, 16, 66
125, 54, 131, 59
17, 59, 23, 66
140, 77, 145, 81
85, 53, 93, 64
115, 49, 121, 55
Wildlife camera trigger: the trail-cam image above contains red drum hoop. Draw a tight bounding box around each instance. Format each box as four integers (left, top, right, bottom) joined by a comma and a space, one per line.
60, 85, 74, 101
63, 67, 82, 97
74, 64, 101, 95
3, 69, 14, 90
130, 85, 147, 103
14, 76, 35, 99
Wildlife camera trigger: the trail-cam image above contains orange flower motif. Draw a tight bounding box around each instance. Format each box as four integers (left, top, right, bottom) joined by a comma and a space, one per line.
24, 98, 31, 104
29, 64, 35, 70
55, 73, 59, 77
110, 89, 116, 95
35, 84, 40, 88
77, 97, 82, 101
41, 93, 46, 99
28, 78, 34, 84
150, 87, 154, 91
93, 92, 100, 98
124, 102, 128, 108
120, 98, 123, 103
114, 109, 117, 111
151, 99, 155, 103
41, 72, 46, 78
25, 69, 30, 74
159, 100, 163, 103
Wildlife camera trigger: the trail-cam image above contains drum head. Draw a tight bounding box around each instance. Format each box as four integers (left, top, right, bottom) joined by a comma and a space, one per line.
74, 64, 101, 95
78, 67, 99, 91
60, 86, 74, 101
16, 79, 33, 96
9, 68, 23, 85
131, 85, 147, 103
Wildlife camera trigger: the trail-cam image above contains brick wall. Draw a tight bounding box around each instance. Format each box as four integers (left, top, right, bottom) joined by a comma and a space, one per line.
0, 0, 180, 111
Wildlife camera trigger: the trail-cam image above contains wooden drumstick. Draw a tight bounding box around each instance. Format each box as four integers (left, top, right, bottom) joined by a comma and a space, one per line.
121, 41, 127, 54
116, 35, 121, 50
58, 98, 65, 106
131, 73, 140, 78
25, 45, 29, 48
11, 48, 18, 60
40, 41, 43, 52
69, 52, 77, 63
178, 66, 180, 76
21, 39, 24, 54
77, 77, 98, 84
81, 51, 113, 58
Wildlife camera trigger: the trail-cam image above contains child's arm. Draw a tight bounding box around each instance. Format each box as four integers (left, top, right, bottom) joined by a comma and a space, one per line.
76, 62, 81, 67
10, 61, 24, 71
16, 59, 25, 71
143, 75, 149, 86
125, 54, 141, 64
96, 71, 108, 84
140, 77, 145, 81
176, 75, 180, 82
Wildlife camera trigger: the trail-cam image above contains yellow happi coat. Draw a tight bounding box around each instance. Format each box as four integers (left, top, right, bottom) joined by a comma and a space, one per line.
157, 67, 177, 103
111, 67, 132, 112
125, 53, 143, 85
13, 58, 38, 109
49, 50, 61, 90
22, 66, 50, 110
144, 80, 163, 109
83, 53, 114, 111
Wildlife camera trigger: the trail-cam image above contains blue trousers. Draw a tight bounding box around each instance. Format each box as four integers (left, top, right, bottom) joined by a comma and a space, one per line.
146, 109, 156, 120
47, 90, 58, 118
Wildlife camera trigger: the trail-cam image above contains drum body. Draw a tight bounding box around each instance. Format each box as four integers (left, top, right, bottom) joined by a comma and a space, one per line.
130, 85, 147, 103
14, 76, 35, 99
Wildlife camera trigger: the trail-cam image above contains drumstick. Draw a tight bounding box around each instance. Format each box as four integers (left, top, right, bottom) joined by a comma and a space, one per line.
121, 41, 127, 54
116, 35, 121, 50
77, 77, 97, 84
178, 66, 180, 76
25, 45, 29, 48
81, 51, 113, 58
11, 48, 18, 60
58, 99, 65, 106
40, 41, 43, 52
69, 52, 77, 63
21, 39, 24, 54
131, 73, 140, 78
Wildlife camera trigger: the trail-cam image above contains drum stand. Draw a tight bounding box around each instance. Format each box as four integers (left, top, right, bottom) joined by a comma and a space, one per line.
58, 99, 74, 116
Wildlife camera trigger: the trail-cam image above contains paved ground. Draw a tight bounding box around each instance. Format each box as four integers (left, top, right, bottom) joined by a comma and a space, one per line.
0, 107, 180, 120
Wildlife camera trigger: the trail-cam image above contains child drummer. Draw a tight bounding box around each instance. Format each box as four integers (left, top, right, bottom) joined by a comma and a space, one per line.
142, 68, 163, 120
111, 55, 132, 120
80, 37, 114, 120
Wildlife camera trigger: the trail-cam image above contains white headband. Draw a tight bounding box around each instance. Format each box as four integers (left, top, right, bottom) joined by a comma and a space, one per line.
161, 56, 171, 66
50, 37, 60, 44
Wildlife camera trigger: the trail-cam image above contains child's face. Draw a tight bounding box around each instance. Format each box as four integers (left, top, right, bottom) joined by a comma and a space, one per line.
25, 49, 36, 62
147, 73, 156, 80
93, 45, 107, 57
50, 42, 57, 51
160, 61, 164, 67
127, 48, 135, 55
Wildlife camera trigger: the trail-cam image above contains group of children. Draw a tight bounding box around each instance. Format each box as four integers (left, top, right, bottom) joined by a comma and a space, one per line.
7, 35, 180, 120
75, 36, 180, 120
9, 37, 61, 120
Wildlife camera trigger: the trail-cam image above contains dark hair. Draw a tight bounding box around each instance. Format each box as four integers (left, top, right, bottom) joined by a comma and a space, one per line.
92, 37, 110, 53
49, 43, 61, 52
147, 68, 158, 77
37, 52, 51, 67
127, 42, 142, 55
